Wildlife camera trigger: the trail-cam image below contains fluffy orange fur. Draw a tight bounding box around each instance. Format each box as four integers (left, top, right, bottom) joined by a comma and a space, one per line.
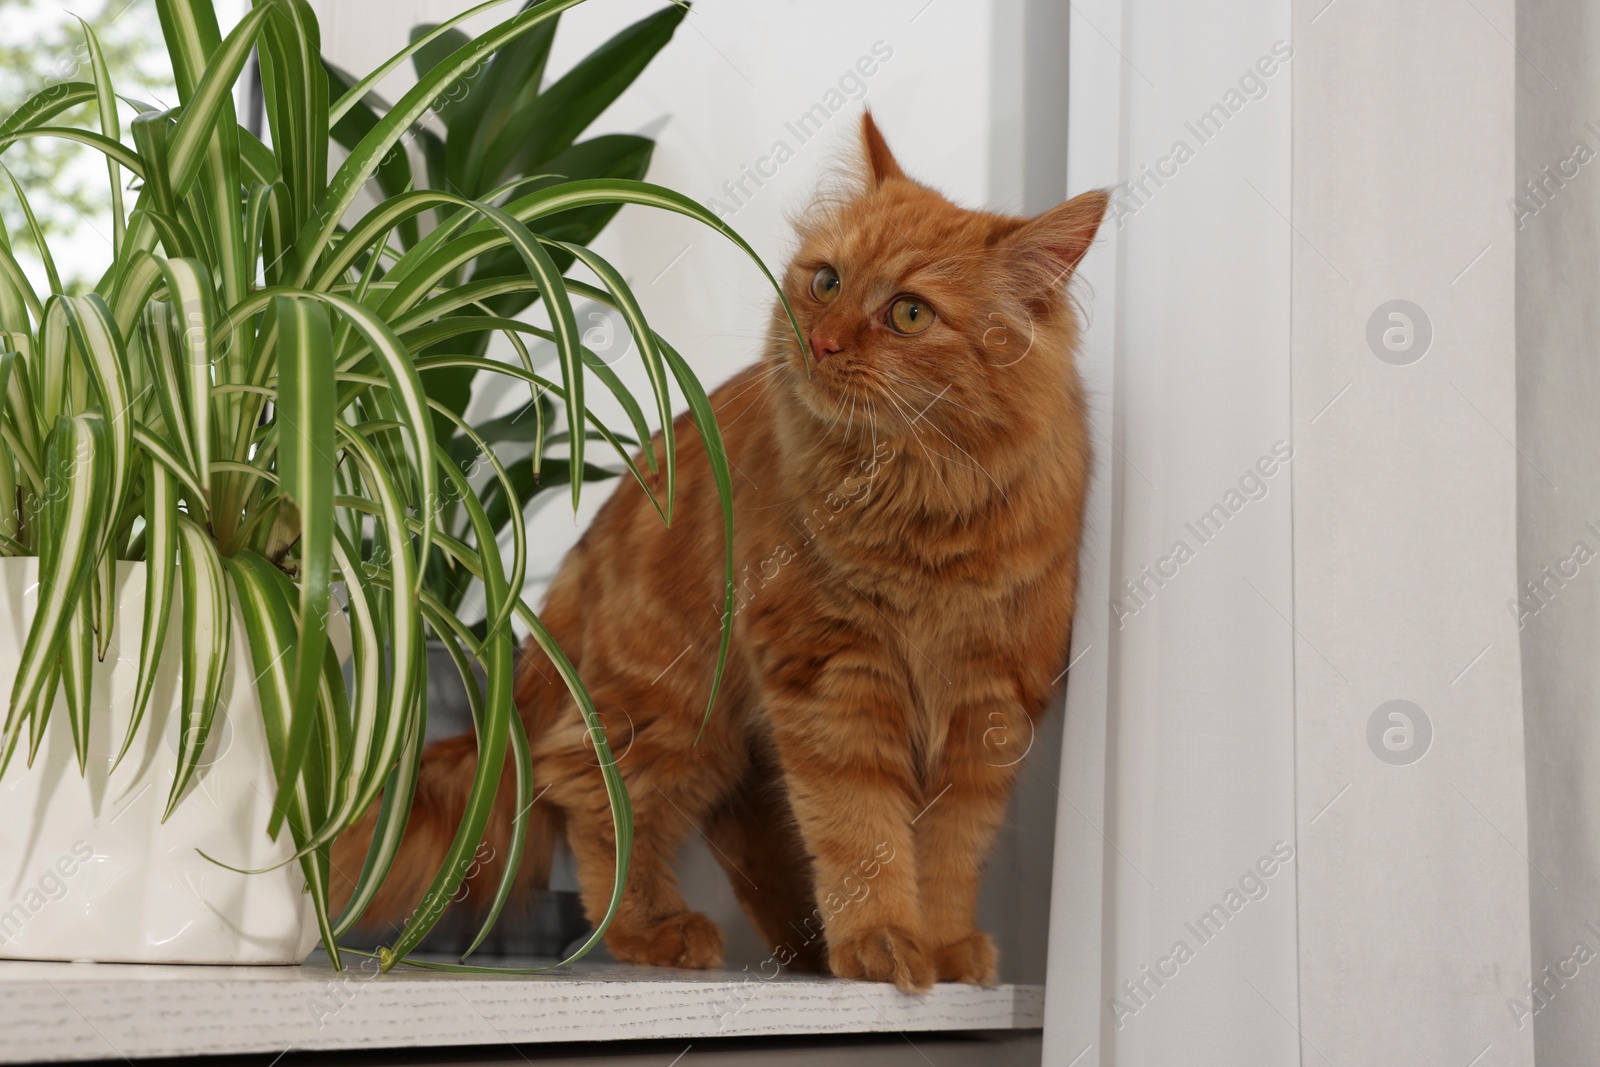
333, 113, 1107, 993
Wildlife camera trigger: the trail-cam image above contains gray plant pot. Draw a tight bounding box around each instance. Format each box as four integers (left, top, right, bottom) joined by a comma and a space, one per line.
422, 639, 487, 746
343, 642, 590, 959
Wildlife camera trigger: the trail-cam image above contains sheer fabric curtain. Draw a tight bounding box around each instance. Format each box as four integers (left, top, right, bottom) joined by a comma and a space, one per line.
1044, 1, 1535, 1063
1517, 2, 1600, 1063
1045, 0, 1300, 1060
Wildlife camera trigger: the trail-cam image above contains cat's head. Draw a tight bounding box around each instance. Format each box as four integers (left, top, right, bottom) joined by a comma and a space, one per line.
772, 112, 1107, 443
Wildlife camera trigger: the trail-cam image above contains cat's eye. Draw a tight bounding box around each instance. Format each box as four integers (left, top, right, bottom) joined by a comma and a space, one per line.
810, 266, 842, 303
887, 296, 934, 335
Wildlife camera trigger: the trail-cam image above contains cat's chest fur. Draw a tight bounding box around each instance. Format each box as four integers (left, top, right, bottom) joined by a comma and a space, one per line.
718, 356, 1085, 777
766, 412, 1077, 770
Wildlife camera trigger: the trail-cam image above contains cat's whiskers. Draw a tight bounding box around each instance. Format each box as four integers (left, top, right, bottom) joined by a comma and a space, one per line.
856, 397, 885, 482
824, 386, 853, 439
880, 385, 954, 458
715, 362, 790, 433
795, 383, 857, 468
881, 390, 958, 506
882, 372, 980, 418
888, 383, 1012, 507
726, 360, 788, 402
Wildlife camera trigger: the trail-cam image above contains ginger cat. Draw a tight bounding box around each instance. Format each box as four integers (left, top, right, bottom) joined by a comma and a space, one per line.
334, 113, 1106, 993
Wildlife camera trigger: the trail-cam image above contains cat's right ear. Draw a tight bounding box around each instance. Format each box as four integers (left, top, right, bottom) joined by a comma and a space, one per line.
861, 110, 905, 186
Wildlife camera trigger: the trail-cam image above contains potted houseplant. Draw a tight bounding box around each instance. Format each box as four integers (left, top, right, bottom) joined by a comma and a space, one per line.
0, 0, 797, 970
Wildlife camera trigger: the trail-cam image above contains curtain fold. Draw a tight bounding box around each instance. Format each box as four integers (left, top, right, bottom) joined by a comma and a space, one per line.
1516, 2, 1600, 1063
1046, 1, 1300, 1062
1047, 1, 1537, 1063
1292, 1, 1531, 1063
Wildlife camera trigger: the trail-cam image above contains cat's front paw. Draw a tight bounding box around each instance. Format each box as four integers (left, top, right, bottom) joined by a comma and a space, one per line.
932, 932, 998, 985
827, 925, 935, 993
607, 910, 726, 969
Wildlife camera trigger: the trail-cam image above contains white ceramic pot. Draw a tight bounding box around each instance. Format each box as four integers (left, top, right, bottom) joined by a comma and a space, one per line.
0, 557, 327, 964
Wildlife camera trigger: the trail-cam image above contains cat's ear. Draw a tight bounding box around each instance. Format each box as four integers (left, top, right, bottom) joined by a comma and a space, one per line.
999, 189, 1111, 290
860, 110, 905, 186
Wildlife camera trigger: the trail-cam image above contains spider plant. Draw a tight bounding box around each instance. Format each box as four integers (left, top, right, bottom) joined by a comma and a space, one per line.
327, 0, 683, 620
0, 0, 799, 972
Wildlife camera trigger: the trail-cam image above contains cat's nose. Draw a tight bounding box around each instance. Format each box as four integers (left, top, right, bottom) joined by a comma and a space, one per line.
809, 331, 842, 363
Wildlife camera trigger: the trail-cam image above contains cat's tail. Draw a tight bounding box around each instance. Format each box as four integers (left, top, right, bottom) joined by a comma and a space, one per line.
329, 643, 568, 938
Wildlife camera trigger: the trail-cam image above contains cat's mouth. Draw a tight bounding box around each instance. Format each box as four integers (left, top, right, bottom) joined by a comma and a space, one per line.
789, 366, 922, 441
785, 357, 862, 417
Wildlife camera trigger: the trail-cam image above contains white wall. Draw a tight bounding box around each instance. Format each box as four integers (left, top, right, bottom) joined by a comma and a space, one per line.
314, 0, 1071, 982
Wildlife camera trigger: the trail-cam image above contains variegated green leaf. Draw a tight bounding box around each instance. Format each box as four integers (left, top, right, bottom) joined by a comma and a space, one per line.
0, 350, 19, 544
1, 165, 61, 297
385, 516, 629, 971
91, 542, 115, 661
116, 458, 177, 770
75, 18, 125, 256
62, 597, 94, 774
0, 127, 145, 181
129, 109, 183, 231
377, 179, 804, 360
330, 424, 418, 821
255, 0, 327, 239
109, 250, 165, 345
21, 660, 60, 773
246, 181, 295, 289
59, 294, 134, 555
0, 350, 43, 494
139, 301, 199, 485
0, 215, 38, 331
33, 300, 69, 438
222, 551, 295, 814
0, 82, 97, 143
658, 335, 737, 738
377, 425, 513, 966
132, 422, 207, 506
152, 259, 216, 496
329, 635, 422, 939
453, 617, 532, 961
559, 242, 675, 513
2, 416, 111, 769
267, 294, 335, 825
0, 439, 15, 548
327, 529, 382, 808
223, 548, 339, 970
160, 3, 271, 198
164, 513, 230, 820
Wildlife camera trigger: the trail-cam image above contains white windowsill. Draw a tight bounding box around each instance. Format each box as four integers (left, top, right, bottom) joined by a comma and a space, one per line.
0, 956, 1044, 1063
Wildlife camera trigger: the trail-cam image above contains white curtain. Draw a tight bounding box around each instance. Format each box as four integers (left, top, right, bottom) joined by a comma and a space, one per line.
1516, 2, 1600, 1063
1045, 0, 1538, 1063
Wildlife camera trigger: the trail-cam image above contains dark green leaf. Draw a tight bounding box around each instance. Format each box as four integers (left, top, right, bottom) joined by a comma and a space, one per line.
475, 4, 684, 189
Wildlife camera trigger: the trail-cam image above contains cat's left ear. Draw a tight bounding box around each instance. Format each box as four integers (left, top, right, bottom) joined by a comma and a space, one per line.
999, 189, 1111, 291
